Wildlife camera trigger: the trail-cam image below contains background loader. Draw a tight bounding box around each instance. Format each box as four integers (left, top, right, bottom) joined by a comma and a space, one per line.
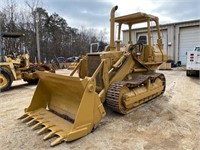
0, 32, 55, 92
20, 6, 167, 146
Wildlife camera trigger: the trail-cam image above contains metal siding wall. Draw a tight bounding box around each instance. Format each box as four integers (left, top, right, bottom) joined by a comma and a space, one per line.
122, 30, 137, 44
179, 26, 200, 64
160, 30, 168, 53
167, 26, 175, 60
122, 31, 129, 44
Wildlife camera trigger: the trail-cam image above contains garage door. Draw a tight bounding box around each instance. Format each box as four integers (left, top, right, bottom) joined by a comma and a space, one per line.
136, 30, 168, 53
179, 26, 200, 64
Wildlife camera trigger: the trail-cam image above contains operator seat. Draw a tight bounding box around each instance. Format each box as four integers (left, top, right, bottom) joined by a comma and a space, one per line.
137, 36, 147, 45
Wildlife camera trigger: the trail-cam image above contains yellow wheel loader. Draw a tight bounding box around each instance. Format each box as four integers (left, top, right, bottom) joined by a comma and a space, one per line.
19, 6, 167, 146
0, 32, 55, 92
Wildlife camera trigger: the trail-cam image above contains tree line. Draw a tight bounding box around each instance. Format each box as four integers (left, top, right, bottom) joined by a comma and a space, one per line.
0, 1, 107, 63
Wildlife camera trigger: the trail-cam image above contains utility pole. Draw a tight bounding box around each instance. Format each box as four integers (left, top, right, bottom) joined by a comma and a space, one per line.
36, 11, 41, 64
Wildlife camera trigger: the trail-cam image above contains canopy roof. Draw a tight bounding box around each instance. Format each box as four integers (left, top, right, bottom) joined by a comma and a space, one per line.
115, 12, 158, 25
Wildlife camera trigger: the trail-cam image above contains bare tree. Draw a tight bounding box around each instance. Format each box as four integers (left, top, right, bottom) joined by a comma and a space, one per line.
1, 1, 107, 63
98, 28, 108, 42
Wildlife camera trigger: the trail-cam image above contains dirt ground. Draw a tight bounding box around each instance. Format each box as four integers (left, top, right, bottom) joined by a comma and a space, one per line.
0, 69, 200, 150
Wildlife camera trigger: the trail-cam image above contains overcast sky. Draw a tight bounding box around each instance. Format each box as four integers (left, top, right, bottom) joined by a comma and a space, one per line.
43, 0, 200, 28
1, 0, 200, 31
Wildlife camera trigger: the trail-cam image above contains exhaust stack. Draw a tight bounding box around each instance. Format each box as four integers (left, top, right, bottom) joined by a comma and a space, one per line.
110, 5, 118, 51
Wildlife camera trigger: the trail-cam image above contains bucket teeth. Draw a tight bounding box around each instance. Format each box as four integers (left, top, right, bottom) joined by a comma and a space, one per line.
43, 130, 61, 140
26, 118, 37, 126
19, 108, 75, 146
21, 115, 32, 123
31, 120, 49, 130
50, 137, 65, 147
43, 131, 55, 140
26, 113, 35, 118
18, 114, 28, 119
31, 122, 42, 130
37, 126, 49, 135
37, 124, 55, 135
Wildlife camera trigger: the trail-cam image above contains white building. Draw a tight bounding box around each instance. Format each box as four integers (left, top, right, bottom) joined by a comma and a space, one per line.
123, 19, 200, 65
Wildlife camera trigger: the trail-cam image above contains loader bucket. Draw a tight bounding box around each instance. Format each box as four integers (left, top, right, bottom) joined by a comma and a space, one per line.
19, 72, 106, 146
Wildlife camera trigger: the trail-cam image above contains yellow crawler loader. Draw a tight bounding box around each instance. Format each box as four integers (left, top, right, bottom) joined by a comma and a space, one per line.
19, 6, 167, 146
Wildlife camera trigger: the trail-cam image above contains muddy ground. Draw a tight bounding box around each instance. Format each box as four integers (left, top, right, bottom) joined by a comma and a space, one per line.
0, 69, 199, 150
